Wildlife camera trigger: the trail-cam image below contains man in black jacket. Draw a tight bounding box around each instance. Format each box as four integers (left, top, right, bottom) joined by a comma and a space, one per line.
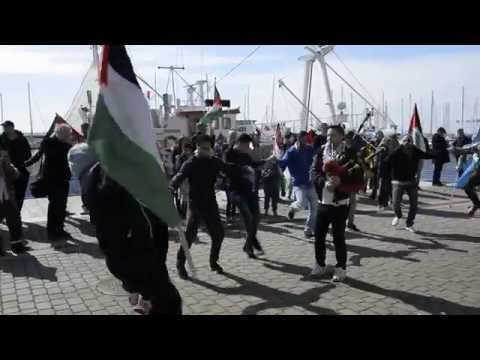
25, 124, 72, 243
310, 125, 362, 282
170, 135, 233, 279
0, 121, 32, 213
385, 135, 435, 232
431, 127, 450, 186
225, 134, 267, 258
85, 162, 182, 315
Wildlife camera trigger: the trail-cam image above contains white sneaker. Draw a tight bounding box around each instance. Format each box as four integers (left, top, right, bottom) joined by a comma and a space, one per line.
310, 264, 327, 277
332, 268, 347, 282
378, 206, 386, 212
405, 225, 416, 233
392, 217, 400, 226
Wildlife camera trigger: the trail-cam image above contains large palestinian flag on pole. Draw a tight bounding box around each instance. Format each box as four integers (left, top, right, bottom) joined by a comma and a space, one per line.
408, 104, 426, 152
88, 45, 180, 227
198, 85, 222, 126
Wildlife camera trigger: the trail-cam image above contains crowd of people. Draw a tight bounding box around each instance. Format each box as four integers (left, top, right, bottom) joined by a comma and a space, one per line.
0, 118, 478, 315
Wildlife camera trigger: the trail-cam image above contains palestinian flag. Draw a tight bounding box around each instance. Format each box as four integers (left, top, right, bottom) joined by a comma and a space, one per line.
408, 104, 426, 152
88, 45, 180, 227
46, 113, 84, 143
198, 85, 222, 126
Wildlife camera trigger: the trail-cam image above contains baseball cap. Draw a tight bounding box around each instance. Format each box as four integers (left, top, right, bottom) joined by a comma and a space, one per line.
1, 120, 14, 127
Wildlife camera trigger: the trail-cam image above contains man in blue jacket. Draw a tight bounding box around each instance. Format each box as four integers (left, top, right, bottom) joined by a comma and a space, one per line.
278, 131, 318, 237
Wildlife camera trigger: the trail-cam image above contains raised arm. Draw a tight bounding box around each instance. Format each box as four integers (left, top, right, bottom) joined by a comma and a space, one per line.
24, 138, 46, 167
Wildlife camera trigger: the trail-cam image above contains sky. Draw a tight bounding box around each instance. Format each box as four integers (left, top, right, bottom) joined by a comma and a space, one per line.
1, 45, 480, 135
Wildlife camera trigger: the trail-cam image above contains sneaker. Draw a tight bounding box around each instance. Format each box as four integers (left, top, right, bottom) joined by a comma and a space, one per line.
392, 217, 400, 227
210, 262, 224, 274
405, 225, 416, 233
243, 245, 256, 259
51, 239, 68, 249
332, 268, 347, 282
467, 206, 478, 217
310, 264, 327, 277
272, 210, 278, 217
347, 223, 360, 232
287, 208, 295, 220
11, 242, 28, 254
176, 263, 189, 280
432, 182, 444, 187
132, 295, 152, 315
252, 241, 265, 256
377, 206, 386, 212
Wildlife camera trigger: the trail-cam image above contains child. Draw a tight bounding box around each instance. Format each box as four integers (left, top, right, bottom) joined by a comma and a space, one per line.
0, 149, 24, 254
262, 156, 282, 216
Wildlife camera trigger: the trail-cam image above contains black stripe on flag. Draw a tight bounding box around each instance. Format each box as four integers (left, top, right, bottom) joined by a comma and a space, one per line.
108, 46, 141, 89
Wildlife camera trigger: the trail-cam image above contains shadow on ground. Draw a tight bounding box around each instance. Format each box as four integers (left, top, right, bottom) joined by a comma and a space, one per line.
259, 258, 480, 314
190, 270, 337, 315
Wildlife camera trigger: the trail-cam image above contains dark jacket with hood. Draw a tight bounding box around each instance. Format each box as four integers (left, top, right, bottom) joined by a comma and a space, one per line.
84, 162, 181, 314
0, 130, 32, 172
25, 136, 72, 183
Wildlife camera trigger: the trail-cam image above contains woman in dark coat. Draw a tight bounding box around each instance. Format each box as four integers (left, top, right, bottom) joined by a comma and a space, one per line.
431, 127, 450, 186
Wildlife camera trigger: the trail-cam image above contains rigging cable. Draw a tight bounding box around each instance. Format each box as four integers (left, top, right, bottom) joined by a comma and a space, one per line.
217, 46, 263, 83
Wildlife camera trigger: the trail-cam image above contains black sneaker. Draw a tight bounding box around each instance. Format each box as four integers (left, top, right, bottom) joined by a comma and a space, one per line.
467, 206, 479, 217
432, 182, 444, 187
210, 262, 224, 274
287, 208, 295, 220
11, 243, 28, 254
176, 263, 189, 280
243, 245, 256, 259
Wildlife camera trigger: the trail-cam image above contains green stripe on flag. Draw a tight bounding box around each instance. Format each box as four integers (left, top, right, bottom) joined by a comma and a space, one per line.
198, 109, 222, 126
89, 93, 180, 227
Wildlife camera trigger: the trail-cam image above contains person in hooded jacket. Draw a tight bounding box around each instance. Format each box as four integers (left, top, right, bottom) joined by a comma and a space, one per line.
0, 121, 32, 213
84, 162, 182, 315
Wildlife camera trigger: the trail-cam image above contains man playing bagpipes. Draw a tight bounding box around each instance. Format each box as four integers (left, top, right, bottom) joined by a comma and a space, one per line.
309, 125, 365, 282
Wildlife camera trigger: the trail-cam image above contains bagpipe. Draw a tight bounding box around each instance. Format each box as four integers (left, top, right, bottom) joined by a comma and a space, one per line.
323, 155, 365, 193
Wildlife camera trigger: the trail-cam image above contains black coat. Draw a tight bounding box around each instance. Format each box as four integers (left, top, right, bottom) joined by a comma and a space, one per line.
0, 130, 32, 172
25, 136, 72, 183
84, 163, 181, 313
432, 133, 450, 164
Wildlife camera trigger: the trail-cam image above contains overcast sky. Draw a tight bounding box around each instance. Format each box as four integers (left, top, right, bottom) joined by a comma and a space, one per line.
1, 45, 480, 134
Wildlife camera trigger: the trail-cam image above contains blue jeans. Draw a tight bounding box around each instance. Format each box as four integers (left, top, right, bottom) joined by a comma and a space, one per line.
291, 185, 318, 233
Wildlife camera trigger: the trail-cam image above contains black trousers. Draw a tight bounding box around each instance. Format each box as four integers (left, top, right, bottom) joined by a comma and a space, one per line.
465, 171, 480, 208
433, 161, 444, 184
378, 174, 392, 207
232, 191, 260, 250
177, 201, 225, 267
263, 179, 280, 212
226, 191, 237, 218
96, 210, 182, 315
0, 199, 23, 242
314, 204, 349, 270
47, 180, 69, 235
14, 170, 29, 213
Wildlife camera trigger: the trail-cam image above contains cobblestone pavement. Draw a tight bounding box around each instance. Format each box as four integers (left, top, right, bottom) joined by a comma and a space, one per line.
1, 185, 479, 315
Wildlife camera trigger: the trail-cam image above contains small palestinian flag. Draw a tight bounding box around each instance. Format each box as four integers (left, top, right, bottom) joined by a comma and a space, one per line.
198, 85, 222, 126
408, 104, 426, 152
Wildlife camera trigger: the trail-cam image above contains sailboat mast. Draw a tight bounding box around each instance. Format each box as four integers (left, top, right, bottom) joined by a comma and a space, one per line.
0, 93, 4, 123
27, 82, 33, 136
271, 74, 275, 125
